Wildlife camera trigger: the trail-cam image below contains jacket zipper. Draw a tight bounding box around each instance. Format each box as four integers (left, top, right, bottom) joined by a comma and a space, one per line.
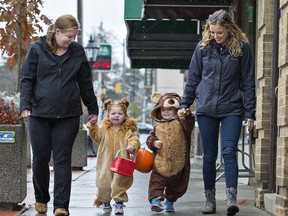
216, 51, 223, 116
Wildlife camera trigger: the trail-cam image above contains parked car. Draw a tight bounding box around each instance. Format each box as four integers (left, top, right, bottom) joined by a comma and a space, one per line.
138, 123, 153, 134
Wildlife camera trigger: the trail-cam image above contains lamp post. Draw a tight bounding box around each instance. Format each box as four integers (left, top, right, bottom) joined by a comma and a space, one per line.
84, 35, 100, 66
100, 83, 108, 119
84, 35, 99, 157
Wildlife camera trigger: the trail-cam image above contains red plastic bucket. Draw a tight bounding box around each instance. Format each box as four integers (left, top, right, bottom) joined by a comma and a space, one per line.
110, 148, 136, 177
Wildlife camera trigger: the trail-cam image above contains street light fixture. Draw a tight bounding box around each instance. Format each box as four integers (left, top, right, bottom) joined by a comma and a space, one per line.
84, 35, 100, 65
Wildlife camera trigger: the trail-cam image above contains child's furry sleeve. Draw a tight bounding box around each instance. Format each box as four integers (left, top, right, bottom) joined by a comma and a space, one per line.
179, 110, 195, 134
146, 129, 159, 151
86, 122, 102, 145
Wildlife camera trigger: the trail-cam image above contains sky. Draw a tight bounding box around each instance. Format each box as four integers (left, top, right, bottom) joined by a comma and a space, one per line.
41, 0, 128, 64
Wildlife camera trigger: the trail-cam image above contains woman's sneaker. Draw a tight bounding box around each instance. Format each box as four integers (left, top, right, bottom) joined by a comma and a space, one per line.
103, 202, 112, 213
151, 198, 163, 212
114, 202, 125, 215
165, 200, 175, 212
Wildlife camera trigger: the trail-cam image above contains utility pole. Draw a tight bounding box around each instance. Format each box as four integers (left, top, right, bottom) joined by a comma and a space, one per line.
77, 0, 83, 45
122, 38, 126, 77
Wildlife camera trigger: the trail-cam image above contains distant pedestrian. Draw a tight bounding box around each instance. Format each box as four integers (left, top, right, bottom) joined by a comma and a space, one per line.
178, 9, 256, 215
20, 14, 99, 216
146, 92, 195, 212
86, 98, 141, 215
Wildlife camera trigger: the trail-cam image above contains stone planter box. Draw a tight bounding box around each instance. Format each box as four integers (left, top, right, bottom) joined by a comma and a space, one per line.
0, 124, 27, 210
71, 129, 88, 168
50, 129, 87, 169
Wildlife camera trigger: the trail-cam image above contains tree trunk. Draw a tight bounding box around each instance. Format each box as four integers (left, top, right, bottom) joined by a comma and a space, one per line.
16, 0, 27, 92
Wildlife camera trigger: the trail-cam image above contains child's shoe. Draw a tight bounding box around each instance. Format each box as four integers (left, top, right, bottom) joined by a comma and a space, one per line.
103, 202, 112, 213
151, 197, 163, 212
165, 200, 175, 212
114, 202, 125, 215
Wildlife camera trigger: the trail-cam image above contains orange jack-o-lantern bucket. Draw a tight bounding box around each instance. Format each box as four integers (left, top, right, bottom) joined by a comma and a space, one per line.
131, 147, 153, 173
110, 148, 136, 177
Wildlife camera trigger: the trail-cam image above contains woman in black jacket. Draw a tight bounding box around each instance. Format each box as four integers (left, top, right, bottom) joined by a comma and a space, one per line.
20, 14, 98, 216
178, 9, 255, 216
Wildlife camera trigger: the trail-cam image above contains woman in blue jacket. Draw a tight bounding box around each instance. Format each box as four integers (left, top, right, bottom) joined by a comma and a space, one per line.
178, 9, 255, 216
20, 14, 98, 216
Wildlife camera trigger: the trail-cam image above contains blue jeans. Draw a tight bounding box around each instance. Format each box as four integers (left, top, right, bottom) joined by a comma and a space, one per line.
197, 115, 242, 190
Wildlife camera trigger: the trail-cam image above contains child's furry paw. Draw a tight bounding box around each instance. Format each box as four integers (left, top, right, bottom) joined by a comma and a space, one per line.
94, 198, 102, 207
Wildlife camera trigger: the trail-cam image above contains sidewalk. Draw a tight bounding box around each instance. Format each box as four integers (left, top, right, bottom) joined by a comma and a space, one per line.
11, 157, 270, 216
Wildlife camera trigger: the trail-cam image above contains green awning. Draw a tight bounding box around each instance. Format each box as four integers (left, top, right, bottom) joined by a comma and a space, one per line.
124, 0, 143, 19
124, 0, 233, 69
126, 19, 200, 69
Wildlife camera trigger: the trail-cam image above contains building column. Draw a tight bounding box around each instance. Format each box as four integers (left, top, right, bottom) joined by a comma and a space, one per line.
275, 1, 288, 215
254, 0, 274, 209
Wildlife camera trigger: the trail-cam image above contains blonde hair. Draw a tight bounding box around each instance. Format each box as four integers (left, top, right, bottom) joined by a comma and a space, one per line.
201, 9, 248, 57
46, 14, 79, 53
103, 98, 130, 118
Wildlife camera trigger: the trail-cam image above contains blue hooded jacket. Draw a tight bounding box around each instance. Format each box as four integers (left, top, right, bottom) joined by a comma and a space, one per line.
180, 41, 256, 119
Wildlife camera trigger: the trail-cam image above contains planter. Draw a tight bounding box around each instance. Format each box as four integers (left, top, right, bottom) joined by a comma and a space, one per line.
50, 129, 88, 169
0, 123, 27, 210
71, 129, 88, 168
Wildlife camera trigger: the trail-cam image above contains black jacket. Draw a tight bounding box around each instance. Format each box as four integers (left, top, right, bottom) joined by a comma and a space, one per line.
180, 41, 256, 119
20, 37, 99, 118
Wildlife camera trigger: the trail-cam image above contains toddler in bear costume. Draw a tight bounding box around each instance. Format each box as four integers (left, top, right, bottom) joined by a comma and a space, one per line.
146, 92, 195, 212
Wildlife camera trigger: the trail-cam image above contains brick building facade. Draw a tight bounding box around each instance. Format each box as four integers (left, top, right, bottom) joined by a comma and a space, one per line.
255, 0, 288, 215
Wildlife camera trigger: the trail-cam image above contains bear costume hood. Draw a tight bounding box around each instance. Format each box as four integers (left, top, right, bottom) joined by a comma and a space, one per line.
150, 92, 181, 122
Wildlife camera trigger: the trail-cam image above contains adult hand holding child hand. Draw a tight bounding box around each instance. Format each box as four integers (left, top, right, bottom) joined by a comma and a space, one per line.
177, 108, 186, 119
89, 114, 98, 125
154, 140, 162, 149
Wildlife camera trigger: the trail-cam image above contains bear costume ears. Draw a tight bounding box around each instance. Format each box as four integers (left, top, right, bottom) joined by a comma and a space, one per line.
151, 92, 181, 109
151, 92, 162, 104
150, 92, 182, 121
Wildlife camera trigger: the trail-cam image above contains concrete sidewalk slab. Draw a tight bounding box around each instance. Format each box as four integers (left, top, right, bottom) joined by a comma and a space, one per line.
18, 157, 270, 216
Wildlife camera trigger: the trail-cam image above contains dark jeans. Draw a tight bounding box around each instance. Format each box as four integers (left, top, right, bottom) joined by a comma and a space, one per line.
29, 116, 80, 210
197, 115, 242, 190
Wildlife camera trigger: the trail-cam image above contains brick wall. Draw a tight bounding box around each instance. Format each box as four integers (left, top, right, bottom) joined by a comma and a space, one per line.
275, 1, 288, 215
255, 0, 274, 209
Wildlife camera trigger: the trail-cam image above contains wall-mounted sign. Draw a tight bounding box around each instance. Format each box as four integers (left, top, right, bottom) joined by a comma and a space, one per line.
0, 131, 15, 144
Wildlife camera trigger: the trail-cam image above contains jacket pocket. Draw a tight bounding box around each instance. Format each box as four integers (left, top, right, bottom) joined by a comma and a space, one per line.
202, 56, 215, 77
226, 57, 240, 78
